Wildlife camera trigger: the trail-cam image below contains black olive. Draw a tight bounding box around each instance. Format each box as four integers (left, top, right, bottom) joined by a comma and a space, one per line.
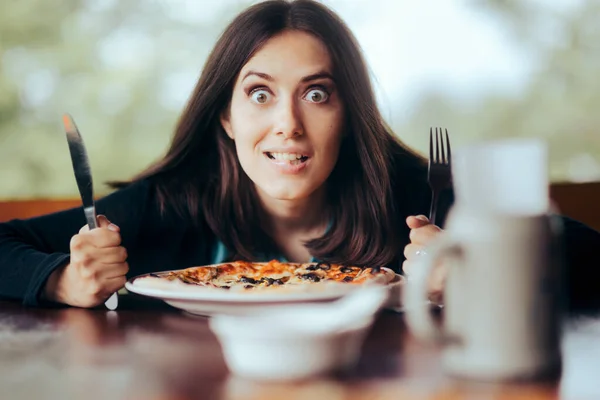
262, 277, 276, 286
239, 276, 258, 284
306, 262, 331, 271
220, 286, 231, 290
341, 266, 354, 273
343, 276, 354, 282
244, 285, 254, 289
301, 273, 321, 282
370, 266, 382, 274
316, 262, 331, 270
272, 278, 284, 285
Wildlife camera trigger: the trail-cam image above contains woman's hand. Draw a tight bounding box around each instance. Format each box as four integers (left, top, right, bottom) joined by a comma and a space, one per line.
44, 215, 129, 308
403, 215, 446, 299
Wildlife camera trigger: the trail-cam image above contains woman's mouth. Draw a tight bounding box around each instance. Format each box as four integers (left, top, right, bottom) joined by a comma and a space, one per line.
264, 152, 310, 166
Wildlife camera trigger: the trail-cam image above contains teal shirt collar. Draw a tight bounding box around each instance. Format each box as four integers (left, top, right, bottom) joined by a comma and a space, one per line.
211, 220, 331, 264
211, 239, 318, 264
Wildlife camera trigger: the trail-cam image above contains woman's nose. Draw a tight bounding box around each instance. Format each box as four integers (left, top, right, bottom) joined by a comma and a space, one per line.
274, 99, 303, 138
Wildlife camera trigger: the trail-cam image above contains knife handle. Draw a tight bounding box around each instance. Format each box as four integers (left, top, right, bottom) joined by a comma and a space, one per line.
83, 206, 98, 230
83, 206, 118, 310
83, 206, 119, 310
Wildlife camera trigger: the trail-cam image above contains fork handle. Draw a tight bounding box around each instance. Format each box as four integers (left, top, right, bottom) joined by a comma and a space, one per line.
429, 191, 440, 225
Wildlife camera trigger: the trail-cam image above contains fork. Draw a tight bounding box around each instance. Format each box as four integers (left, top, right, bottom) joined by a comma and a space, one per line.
428, 127, 452, 226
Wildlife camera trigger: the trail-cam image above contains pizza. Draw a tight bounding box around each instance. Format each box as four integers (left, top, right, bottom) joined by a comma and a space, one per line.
149, 259, 395, 291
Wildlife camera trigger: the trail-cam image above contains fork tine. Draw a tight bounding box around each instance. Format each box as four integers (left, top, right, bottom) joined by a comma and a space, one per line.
445, 128, 451, 164
429, 127, 433, 166
435, 128, 440, 163
438, 127, 446, 164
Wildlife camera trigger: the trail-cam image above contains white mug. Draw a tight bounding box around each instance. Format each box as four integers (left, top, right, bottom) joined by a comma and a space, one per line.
403, 207, 565, 381
403, 138, 565, 381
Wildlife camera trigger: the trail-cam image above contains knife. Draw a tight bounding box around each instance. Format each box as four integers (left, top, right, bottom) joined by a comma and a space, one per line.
62, 113, 118, 311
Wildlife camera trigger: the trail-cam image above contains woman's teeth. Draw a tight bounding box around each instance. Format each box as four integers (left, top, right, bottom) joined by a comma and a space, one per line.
266, 152, 308, 164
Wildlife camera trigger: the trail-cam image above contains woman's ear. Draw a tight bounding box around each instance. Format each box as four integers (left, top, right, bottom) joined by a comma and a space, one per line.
220, 109, 234, 140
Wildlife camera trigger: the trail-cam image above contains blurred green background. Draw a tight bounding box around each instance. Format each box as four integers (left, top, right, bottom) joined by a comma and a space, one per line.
1, 0, 599, 199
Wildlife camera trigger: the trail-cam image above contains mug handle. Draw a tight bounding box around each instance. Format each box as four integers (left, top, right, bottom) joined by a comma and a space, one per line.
403, 233, 463, 343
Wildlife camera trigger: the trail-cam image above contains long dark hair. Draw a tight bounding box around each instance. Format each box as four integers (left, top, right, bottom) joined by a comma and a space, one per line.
114, 0, 427, 267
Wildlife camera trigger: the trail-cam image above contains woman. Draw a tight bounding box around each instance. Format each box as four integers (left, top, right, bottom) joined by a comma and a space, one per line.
0, 0, 598, 311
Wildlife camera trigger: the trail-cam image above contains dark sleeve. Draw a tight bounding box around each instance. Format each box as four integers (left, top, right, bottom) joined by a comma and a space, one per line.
558, 216, 600, 314
0, 180, 152, 306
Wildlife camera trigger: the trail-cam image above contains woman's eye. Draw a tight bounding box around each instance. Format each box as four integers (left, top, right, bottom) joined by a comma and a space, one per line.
250, 89, 271, 104
304, 88, 329, 103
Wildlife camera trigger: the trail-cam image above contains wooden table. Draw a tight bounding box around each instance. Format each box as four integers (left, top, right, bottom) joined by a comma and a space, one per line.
1, 297, 599, 400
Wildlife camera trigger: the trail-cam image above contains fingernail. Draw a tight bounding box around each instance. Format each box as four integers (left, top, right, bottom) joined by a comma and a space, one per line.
108, 224, 119, 232
416, 215, 429, 222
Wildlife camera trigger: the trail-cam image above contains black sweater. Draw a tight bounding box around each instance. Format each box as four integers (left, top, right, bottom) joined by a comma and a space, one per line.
1, 178, 599, 312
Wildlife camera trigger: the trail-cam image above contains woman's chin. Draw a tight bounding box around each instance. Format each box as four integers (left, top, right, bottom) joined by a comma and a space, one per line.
262, 190, 310, 201
256, 184, 316, 202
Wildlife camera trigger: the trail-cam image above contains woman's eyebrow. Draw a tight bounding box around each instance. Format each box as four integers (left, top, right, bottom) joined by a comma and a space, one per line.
241, 70, 334, 83
300, 71, 334, 83
242, 71, 274, 82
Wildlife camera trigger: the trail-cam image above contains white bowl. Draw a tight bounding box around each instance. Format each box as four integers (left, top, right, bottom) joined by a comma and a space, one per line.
209, 314, 374, 381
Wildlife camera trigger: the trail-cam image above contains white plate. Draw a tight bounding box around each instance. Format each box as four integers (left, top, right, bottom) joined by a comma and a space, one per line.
125, 269, 405, 317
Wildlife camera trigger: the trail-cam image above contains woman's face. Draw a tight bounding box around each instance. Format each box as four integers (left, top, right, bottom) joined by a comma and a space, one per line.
221, 30, 344, 202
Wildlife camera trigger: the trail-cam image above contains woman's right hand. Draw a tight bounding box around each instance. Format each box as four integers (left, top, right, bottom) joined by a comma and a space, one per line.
44, 215, 129, 308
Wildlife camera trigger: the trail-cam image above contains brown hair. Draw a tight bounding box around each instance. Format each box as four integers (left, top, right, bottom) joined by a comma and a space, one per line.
114, 0, 427, 267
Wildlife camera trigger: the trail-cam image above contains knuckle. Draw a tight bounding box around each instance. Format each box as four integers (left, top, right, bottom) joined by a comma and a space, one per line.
110, 231, 122, 246
114, 263, 129, 277
409, 228, 419, 243
119, 247, 128, 261
70, 235, 84, 250
97, 231, 121, 248
403, 245, 411, 259
426, 225, 441, 234
91, 230, 108, 244
80, 252, 94, 266
402, 260, 410, 274
80, 265, 96, 280
91, 268, 102, 281
108, 276, 126, 293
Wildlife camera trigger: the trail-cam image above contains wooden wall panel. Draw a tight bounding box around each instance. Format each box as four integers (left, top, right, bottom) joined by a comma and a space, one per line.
1, 182, 599, 231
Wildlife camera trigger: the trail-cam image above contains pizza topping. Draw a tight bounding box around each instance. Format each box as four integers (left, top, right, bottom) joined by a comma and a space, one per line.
261, 277, 276, 286
156, 260, 394, 291
239, 276, 259, 284
300, 273, 321, 282
306, 262, 331, 271
260, 277, 287, 286
317, 262, 331, 270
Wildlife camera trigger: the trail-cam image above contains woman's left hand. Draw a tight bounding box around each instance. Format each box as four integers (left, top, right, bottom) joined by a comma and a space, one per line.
403, 215, 447, 297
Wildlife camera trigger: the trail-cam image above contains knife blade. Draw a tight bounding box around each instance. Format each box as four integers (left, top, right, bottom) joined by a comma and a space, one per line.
62, 113, 118, 311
